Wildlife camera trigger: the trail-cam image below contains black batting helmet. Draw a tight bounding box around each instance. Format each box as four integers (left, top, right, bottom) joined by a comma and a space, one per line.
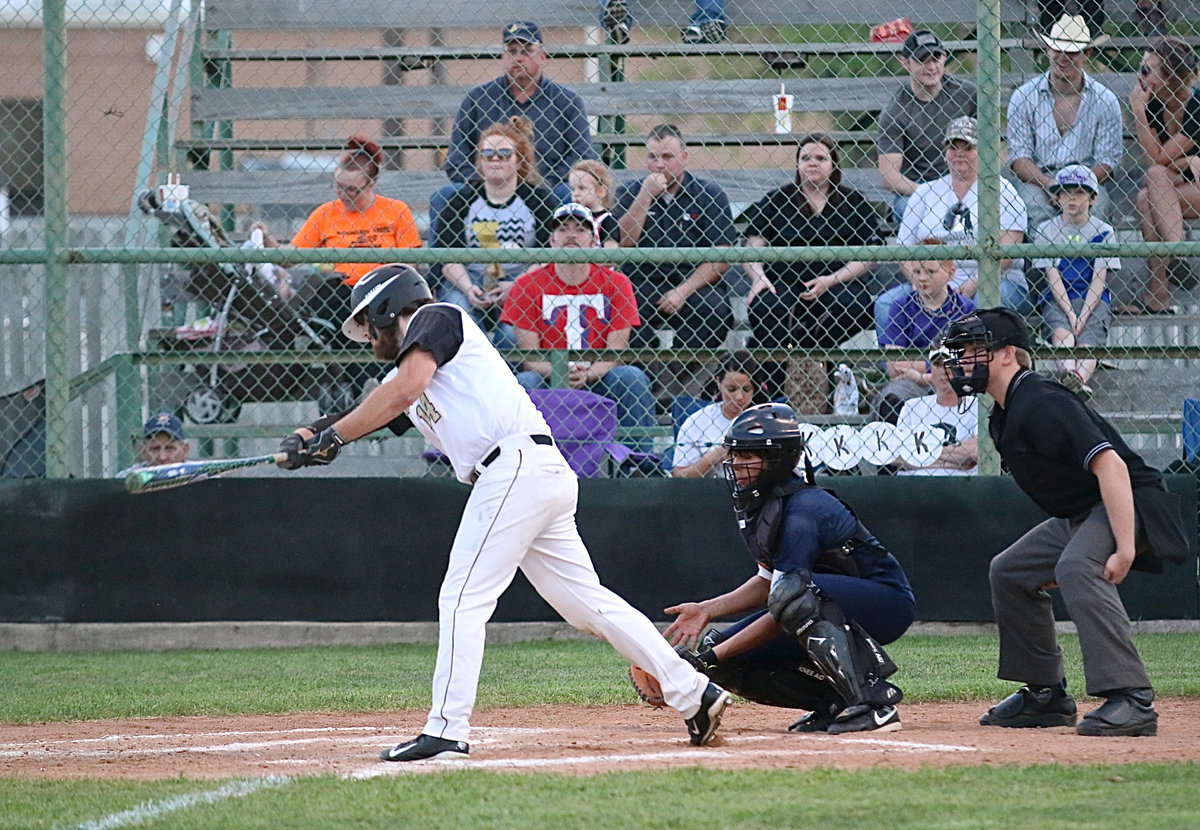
341, 264, 433, 342
722, 403, 806, 510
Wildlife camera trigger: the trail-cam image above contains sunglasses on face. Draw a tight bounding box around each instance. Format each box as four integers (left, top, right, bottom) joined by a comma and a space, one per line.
479, 147, 516, 160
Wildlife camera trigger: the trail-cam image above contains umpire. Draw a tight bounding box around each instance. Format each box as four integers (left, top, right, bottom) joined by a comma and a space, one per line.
943, 308, 1190, 737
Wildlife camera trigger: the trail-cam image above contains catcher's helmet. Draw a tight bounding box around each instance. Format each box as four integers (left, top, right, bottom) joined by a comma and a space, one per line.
341, 264, 432, 342
942, 307, 1032, 396
722, 403, 806, 510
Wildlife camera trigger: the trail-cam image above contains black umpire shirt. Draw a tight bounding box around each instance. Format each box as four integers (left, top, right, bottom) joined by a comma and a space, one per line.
988, 370, 1163, 518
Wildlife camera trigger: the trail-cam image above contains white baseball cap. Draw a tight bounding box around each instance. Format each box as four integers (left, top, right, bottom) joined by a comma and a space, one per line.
1049, 164, 1099, 195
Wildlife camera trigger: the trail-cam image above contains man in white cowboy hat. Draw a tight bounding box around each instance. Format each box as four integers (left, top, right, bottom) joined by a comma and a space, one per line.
1006, 14, 1122, 228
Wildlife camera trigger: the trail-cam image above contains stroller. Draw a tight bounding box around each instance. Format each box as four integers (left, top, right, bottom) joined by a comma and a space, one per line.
138, 190, 359, 424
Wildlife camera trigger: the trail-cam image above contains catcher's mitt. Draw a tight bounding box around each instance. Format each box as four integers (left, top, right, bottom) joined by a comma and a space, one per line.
628, 665, 666, 708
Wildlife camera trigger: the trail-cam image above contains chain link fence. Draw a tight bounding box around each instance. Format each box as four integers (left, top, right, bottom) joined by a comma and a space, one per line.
2, 0, 1198, 480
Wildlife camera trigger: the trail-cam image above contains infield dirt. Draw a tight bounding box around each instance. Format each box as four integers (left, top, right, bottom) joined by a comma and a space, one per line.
4, 699, 1200, 779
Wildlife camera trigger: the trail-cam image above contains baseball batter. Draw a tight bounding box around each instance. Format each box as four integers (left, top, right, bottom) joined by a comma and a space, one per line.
276, 263, 730, 761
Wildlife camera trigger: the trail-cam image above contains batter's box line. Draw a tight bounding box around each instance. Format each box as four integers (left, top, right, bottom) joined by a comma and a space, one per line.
348, 739, 979, 777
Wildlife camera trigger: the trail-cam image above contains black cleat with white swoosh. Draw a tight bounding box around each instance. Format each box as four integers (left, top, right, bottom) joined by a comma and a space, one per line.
826, 704, 901, 734
379, 734, 469, 762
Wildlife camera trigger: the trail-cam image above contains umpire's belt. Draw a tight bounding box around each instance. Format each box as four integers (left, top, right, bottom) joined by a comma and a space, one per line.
471, 434, 554, 483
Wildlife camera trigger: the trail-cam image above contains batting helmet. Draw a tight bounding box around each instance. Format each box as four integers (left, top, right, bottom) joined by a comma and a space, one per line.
722, 403, 806, 510
341, 264, 433, 342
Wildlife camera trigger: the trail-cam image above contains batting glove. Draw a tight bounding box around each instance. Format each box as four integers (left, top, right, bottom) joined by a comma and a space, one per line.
305, 426, 347, 466
277, 433, 307, 470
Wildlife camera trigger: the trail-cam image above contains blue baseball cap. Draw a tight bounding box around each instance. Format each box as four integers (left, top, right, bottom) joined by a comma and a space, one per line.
503, 21, 543, 44
142, 411, 187, 441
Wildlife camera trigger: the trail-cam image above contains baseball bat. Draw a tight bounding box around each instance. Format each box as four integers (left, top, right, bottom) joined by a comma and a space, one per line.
124, 452, 287, 494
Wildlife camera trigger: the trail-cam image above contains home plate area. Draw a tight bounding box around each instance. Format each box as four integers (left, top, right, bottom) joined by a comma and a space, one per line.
4, 700, 1200, 780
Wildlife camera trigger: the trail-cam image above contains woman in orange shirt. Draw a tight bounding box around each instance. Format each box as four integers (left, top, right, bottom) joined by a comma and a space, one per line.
258, 134, 422, 318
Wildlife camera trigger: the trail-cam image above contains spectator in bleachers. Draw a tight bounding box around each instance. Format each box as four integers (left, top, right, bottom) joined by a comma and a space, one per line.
1122, 35, 1200, 315
253, 135, 422, 319
671, 351, 766, 478
874, 241, 975, 423
614, 124, 738, 349
1006, 15, 1122, 229
568, 159, 621, 248
889, 343, 978, 476
434, 116, 558, 338
1033, 165, 1119, 400
500, 202, 656, 450
116, 412, 190, 477
742, 133, 881, 351
877, 30, 977, 225
600, 0, 729, 45
433, 21, 595, 232
883, 117, 1029, 327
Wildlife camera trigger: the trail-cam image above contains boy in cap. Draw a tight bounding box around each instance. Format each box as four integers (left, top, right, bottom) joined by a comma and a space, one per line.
1032, 163, 1120, 400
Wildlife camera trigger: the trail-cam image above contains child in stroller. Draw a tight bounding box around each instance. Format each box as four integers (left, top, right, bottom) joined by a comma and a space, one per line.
139, 189, 361, 424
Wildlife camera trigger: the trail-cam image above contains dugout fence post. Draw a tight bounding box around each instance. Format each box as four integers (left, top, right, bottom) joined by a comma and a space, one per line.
41, 0, 71, 479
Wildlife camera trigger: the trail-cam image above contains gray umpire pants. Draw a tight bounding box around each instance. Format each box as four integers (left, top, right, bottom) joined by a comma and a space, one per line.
989, 503, 1151, 697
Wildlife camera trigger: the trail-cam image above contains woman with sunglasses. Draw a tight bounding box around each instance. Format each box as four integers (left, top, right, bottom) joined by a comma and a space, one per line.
432, 116, 558, 336
255, 134, 422, 319
1123, 35, 1200, 314
885, 116, 1030, 330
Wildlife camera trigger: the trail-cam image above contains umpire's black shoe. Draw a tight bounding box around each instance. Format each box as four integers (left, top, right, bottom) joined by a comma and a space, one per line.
685, 681, 731, 746
379, 734, 469, 762
980, 684, 1077, 728
1077, 688, 1157, 737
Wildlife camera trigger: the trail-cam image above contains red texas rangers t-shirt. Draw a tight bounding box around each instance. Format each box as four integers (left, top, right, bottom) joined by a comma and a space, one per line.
500, 264, 641, 349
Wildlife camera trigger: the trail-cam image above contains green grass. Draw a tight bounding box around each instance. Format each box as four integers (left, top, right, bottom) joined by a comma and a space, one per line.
2, 634, 1199, 723
4, 765, 1200, 829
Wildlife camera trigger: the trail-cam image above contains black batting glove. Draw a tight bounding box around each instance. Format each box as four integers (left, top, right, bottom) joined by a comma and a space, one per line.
277, 433, 307, 470
305, 426, 347, 466
675, 644, 719, 674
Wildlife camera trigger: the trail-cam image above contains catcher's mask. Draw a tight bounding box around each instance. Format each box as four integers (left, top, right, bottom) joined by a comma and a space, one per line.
941, 307, 1032, 397
342, 264, 433, 342
722, 403, 805, 511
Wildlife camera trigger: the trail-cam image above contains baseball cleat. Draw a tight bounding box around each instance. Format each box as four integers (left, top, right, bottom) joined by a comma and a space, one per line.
1076, 688, 1157, 737
827, 704, 902, 734
379, 733, 469, 762
788, 709, 838, 733
685, 681, 731, 746
980, 684, 1077, 728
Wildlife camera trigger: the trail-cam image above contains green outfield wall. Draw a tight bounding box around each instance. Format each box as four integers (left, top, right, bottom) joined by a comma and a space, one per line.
1, 477, 1195, 623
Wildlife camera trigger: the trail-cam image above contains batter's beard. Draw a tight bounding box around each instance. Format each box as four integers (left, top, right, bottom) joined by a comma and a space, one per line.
371, 325, 403, 362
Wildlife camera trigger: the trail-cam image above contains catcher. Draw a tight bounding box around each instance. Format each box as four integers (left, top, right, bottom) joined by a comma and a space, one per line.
651, 403, 916, 733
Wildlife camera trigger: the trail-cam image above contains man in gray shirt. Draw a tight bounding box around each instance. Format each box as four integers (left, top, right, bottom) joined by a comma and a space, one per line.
1006, 15, 1122, 228
877, 30, 977, 223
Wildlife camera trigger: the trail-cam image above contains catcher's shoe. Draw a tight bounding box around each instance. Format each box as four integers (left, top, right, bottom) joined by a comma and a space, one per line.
685, 681, 731, 746
827, 704, 902, 734
980, 684, 1077, 728
1076, 688, 1157, 737
379, 734, 469, 762
788, 709, 838, 733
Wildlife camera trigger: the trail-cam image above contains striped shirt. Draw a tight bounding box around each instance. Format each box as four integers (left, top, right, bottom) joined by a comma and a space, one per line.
1005, 73, 1124, 171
